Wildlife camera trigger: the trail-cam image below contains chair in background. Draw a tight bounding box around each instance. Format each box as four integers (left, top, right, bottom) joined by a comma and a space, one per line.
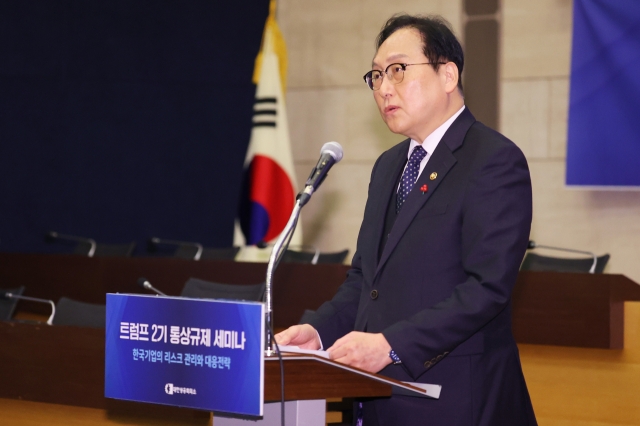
281, 248, 349, 265
0, 286, 25, 321
52, 297, 106, 328
148, 237, 240, 261
180, 278, 265, 302
46, 231, 136, 257
521, 240, 610, 274
520, 252, 610, 274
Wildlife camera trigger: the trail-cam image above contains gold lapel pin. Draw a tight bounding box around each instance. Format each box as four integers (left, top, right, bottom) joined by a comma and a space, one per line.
430, 172, 437, 180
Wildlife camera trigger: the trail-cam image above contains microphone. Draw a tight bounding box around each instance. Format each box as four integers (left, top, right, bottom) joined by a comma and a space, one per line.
1, 292, 56, 325
148, 237, 204, 261
263, 143, 341, 353
46, 231, 97, 257
527, 240, 598, 274
298, 141, 343, 207
137, 277, 167, 296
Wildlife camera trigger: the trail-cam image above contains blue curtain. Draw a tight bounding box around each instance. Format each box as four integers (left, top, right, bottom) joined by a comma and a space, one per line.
566, 0, 640, 187
0, 0, 269, 253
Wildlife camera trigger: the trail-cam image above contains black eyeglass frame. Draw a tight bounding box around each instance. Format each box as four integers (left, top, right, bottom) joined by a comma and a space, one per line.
362, 62, 447, 90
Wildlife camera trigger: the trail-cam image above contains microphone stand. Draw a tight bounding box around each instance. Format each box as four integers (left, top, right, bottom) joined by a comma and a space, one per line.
264, 198, 303, 355
48, 232, 97, 257
137, 277, 167, 296
3, 293, 56, 325
261, 141, 343, 355
150, 238, 204, 261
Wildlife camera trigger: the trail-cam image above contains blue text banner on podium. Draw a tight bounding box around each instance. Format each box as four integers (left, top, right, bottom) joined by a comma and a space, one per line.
105, 294, 264, 416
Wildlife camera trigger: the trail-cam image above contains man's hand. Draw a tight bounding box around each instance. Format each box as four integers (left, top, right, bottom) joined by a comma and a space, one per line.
327, 332, 392, 373
274, 324, 321, 350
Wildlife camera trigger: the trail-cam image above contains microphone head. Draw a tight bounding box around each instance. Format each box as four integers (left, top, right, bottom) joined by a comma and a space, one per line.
527, 240, 536, 249
0, 291, 9, 299
321, 141, 343, 163
137, 277, 150, 289
45, 231, 59, 242
147, 238, 160, 253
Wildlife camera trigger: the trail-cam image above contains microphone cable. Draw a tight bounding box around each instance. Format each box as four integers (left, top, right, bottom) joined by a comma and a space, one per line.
271, 333, 286, 426
266, 232, 292, 426
265, 224, 296, 426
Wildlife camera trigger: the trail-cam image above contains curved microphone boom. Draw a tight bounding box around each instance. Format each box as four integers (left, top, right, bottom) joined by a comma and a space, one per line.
137, 277, 167, 296
148, 237, 204, 261
264, 141, 343, 355
298, 141, 344, 207
46, 231, 97, 257
1, 292, 56, 325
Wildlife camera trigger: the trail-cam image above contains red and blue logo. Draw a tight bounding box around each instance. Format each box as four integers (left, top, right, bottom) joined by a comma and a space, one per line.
239, 154, 294, 245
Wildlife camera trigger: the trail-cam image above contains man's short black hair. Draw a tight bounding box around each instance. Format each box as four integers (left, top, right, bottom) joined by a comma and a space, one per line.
375, 14, 464, 91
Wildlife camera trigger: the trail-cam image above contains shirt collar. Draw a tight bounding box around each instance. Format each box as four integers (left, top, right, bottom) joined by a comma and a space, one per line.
408, 105, 466, 158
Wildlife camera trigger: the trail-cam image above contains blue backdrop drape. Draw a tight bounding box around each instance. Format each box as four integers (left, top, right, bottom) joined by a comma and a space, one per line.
0, 0, 270, 253
566, 0, 640, 187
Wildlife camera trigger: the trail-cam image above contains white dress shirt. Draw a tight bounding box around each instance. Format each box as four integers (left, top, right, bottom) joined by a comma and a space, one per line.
399, 105, 466, 189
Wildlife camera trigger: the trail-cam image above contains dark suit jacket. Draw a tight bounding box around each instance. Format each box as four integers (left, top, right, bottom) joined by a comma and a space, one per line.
307, 108, 537, 425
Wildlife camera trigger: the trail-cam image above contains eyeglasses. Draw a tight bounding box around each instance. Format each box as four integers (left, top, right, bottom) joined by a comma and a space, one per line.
363, 62, 446, 91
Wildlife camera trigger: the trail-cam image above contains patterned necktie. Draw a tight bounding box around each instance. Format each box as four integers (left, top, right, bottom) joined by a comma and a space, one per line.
396, 145, 427, 212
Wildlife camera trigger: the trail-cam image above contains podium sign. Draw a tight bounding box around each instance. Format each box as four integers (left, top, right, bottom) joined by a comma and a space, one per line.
105, 294, 264, 416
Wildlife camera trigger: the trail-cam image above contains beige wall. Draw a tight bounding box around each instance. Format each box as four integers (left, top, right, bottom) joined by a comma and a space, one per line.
279, 0, 640, 284
500, 0, 640, 283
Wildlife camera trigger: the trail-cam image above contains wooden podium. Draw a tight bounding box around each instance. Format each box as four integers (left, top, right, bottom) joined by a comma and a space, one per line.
512, 271, 640, 348
0, 320, 428, 425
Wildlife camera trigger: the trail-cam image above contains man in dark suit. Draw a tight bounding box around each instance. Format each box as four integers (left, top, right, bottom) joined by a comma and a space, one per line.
276, 14, 537, 425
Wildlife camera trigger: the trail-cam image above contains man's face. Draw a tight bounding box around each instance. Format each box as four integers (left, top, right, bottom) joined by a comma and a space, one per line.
371, 28, 451, 142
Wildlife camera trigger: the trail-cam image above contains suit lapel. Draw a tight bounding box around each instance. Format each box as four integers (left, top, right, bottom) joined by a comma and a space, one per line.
364, 142, 409, 277
374, 108, 476, 278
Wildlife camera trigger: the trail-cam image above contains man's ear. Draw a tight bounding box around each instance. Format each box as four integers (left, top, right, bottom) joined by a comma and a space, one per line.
442, 62, 459, 94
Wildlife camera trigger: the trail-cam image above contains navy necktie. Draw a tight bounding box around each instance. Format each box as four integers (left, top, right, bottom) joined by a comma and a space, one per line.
396, 145, 427, 212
